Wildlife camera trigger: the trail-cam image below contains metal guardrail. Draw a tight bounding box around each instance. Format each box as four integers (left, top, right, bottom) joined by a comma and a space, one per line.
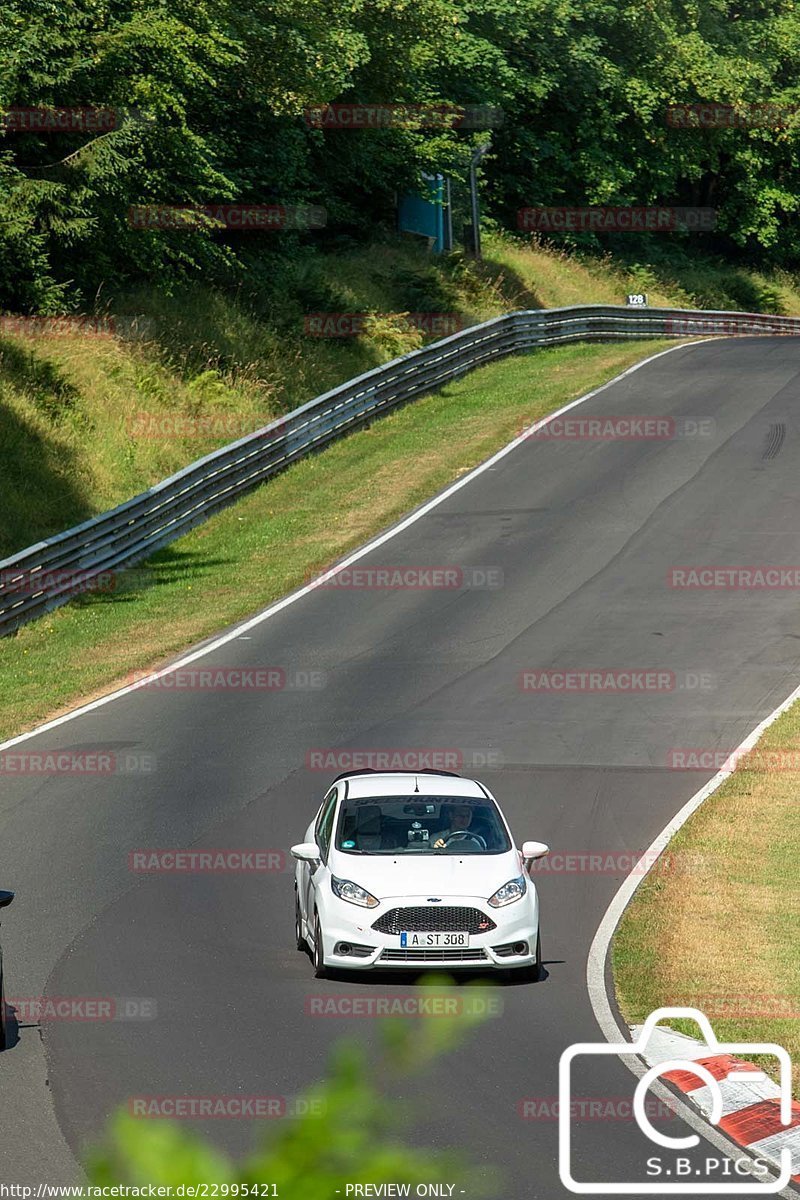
2, 303, 799, 636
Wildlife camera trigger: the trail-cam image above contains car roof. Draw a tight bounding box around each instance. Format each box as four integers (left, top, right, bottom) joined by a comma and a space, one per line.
341, 772, 487, 799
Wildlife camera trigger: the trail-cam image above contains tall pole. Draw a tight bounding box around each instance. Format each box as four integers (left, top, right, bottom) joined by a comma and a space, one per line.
469, 142, 491, 260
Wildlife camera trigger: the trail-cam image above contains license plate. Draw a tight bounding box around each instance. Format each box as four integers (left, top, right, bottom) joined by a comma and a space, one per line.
400, 931, 469, 948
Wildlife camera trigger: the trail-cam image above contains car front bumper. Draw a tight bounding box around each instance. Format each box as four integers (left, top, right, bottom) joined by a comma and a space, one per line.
317, 892, 539, 971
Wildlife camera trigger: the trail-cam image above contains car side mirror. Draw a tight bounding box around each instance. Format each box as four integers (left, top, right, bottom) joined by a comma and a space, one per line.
0, 891, 14, 909
522, 841, 549, 864
291, 843, 322, 871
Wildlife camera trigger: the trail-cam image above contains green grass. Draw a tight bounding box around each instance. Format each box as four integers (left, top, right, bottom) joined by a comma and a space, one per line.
4, 231, 800, 558
613, 702, 800, 1093
0, 338, 671, 741
481, 233, 800, 314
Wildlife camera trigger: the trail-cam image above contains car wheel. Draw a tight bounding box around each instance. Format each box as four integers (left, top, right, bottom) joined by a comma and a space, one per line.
294, 889, 306, 951
312, 912, 327, 979
0, 966, 7, 1051
505, 930, 542, 983
523, 929, 543, 982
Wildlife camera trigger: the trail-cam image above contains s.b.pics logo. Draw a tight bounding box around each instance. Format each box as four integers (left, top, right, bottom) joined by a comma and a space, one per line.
559, 1008, 794, 1193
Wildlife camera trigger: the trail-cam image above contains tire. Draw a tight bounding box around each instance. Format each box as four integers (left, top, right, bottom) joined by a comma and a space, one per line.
312, 912, 327, 979
0, 966, 7, 1051
524, 929, 543, 982
294, 889, 306, 951
505, 930, 542, 984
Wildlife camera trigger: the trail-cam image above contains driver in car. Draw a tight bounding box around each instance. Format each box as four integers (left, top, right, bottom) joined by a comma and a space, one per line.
433, 804, 479, 849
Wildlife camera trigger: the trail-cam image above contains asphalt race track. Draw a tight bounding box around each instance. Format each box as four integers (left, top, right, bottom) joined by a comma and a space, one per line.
2, 337, 800, 1196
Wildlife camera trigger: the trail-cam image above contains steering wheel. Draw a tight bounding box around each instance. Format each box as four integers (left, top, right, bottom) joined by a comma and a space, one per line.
441, 830, 487, 850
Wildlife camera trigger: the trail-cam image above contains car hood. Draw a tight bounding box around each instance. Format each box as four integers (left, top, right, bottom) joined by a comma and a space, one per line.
328, 847, 522, 900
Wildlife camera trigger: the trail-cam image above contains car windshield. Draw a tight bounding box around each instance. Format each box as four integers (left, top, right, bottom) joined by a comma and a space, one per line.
335, 795, 511, 855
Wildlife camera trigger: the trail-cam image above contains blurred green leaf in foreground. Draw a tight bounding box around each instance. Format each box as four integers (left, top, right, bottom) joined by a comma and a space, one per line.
89, 975, 500, 1198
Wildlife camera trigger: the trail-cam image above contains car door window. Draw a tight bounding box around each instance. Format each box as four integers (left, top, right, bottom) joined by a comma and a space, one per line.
315, 787, 338, 861
313, 790, 332, 834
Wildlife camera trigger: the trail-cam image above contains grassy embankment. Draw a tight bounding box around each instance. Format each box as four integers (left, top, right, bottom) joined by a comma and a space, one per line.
5, 232, 800, 559
2, 232, 800, 744
614, 705, 800, 1093
0, 337, 672, 739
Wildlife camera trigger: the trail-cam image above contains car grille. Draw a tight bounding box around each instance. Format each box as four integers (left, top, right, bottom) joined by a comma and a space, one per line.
372, 907, 495, 935
380, 948, 488, 963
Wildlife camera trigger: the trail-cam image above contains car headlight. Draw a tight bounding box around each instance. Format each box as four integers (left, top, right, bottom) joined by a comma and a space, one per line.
487, 875, 527, 908
331, 875, 379, 908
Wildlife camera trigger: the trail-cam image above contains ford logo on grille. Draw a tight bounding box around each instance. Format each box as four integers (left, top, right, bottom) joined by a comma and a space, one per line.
427, 898, 442, 903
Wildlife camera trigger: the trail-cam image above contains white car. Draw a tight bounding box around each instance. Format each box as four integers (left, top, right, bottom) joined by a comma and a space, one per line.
291, 770, 548, 979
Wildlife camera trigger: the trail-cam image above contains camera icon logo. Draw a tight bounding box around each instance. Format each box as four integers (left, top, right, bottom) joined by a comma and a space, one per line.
559, 1006, 793, 1193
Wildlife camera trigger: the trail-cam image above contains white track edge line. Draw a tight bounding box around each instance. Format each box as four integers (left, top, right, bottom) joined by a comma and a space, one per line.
587, 680, 800, 1197
0, 339, 706, 754
8, 334, 786, 1186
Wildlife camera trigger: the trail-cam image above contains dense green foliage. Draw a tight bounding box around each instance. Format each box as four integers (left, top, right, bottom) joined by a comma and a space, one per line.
2, 0, 800, 312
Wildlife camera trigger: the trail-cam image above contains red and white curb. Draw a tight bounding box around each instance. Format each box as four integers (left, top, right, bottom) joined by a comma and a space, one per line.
588, 674, 800, 1196
632, 1023, 800, 1184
